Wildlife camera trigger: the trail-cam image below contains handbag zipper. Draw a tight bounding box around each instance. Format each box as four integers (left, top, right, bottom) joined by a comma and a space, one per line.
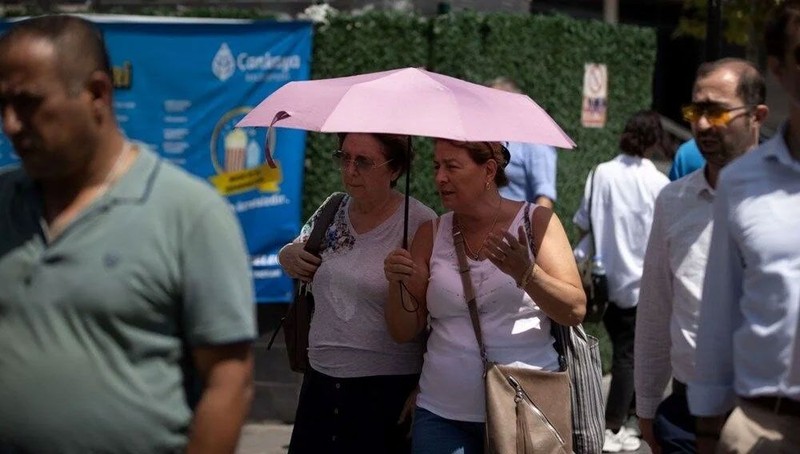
507, 375, 565, 445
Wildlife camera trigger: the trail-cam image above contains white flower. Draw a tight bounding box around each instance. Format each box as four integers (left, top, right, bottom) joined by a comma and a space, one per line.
299, 3, 338, 24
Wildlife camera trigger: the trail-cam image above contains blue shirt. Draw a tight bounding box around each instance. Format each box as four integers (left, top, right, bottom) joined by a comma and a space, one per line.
499, 141, 557, 202
688, 128, 800, 416
668, 139, 706, 181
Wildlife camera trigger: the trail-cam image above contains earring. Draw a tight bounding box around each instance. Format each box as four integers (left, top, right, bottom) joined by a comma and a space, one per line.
485, 180, 490, 191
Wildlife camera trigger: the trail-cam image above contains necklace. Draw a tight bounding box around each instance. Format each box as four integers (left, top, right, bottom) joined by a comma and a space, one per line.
457, 199, 502, 260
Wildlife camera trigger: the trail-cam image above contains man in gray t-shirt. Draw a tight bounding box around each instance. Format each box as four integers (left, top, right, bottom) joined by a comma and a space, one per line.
0, 16, 255, 453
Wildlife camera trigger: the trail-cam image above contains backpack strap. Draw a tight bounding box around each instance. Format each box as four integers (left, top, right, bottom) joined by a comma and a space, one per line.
304, 193, 346, 257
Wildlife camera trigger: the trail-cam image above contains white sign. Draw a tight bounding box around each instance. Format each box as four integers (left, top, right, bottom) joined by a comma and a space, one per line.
581, 63, 608, 128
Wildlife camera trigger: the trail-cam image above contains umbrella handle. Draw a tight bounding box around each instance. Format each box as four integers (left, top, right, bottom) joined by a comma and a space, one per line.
402, 139, 411, 249
263, 111, 291, 169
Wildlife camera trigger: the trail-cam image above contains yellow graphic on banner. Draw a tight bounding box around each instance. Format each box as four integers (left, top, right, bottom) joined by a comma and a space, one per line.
209, 107, 282, 195
210, 163, 282, 196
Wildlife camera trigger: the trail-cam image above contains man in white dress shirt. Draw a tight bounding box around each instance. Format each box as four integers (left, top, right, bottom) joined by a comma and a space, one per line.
688, 2, 800, 452
634, 58, 767, 454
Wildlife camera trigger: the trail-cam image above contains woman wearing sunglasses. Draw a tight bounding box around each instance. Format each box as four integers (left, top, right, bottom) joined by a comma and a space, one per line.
278, 133, 436, 453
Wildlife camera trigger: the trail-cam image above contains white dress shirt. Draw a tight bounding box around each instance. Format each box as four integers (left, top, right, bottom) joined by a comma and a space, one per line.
573, 154, 669, 308
635, 168, 715, 419
688, 129, 800, 417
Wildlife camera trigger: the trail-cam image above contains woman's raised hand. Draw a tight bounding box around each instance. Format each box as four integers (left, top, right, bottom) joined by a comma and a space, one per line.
384, 249, 415, 284
279, 242, 322, 282
485, 225, 533, 285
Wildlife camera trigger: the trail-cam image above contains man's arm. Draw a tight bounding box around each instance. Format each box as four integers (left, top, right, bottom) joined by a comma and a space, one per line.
534, 195, 554, 208
186, 343, 254, 454
572, 168, 593, 234
529, 144, 557, 206
634, 194, 674, 450
179, 190, 258, 453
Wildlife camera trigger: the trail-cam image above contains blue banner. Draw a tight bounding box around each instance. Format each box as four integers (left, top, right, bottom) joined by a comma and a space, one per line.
0, 16, 313, 303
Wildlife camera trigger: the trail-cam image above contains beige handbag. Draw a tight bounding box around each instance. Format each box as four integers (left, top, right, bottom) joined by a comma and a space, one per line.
452, 220, 572, 454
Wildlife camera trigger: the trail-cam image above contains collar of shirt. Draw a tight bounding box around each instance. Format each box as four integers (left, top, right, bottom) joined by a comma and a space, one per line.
686, 166, 715, 200
766, 122, 800, 173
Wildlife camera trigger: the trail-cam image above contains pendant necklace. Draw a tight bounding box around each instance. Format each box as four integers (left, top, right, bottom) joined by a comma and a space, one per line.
457, 199, 502, 260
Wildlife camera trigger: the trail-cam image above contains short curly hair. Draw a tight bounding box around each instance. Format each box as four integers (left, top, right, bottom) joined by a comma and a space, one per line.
619, 110, 663, 157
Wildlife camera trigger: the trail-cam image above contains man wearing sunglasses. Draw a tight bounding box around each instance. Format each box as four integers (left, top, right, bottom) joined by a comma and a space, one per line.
635, 58, 768, 454
687, 2, 800, 453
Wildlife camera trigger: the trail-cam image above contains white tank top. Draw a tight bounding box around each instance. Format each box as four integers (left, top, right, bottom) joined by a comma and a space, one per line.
416, 204, 560, 422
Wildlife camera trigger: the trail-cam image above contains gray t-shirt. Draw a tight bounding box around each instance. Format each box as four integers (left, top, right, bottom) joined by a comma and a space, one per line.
299, 193, 436, 378
0, 147, 255, 453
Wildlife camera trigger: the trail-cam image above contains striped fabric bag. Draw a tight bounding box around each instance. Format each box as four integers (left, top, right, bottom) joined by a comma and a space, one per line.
523, 203, 605, 453
551, 323, 605, 454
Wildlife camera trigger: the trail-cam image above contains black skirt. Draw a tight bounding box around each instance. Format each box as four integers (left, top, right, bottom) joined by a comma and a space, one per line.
288, 367, 419, 454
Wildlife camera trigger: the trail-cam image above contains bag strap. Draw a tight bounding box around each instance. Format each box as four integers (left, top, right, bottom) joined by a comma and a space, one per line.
304, 193, 346, 256
587, 166, 599, 254
521, 203, 569, 371
451, 216, 490, 372
267, 192, 346, 351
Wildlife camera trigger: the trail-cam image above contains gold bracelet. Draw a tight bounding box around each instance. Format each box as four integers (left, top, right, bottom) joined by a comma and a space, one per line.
517, 262, 537, 289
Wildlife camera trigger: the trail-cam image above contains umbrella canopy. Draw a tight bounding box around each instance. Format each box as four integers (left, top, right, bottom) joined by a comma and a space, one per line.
238, 67, 575, 248
237, 67, 575, 149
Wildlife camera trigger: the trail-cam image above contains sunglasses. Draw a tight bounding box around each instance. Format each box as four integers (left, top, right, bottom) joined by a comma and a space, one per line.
681, 104, 751, 126
331, 150, 393, 173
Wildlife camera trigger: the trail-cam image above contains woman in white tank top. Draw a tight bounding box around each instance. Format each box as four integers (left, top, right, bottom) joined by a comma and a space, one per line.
384, 139, 585, 453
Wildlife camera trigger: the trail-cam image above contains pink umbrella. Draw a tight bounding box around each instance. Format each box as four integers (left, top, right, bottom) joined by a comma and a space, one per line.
238, 67, 574, 149
237, 67, 575, 246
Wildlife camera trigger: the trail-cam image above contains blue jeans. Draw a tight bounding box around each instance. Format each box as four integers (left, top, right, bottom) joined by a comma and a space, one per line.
412, 407, 484, 454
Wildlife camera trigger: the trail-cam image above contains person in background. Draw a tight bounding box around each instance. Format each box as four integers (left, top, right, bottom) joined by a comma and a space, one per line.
488, 76, 558, 208
383, 139, 584, 453
635, 58, 768, 454
279, 133, 436, 453
688, 2, 800, 452
667, 139, 706, 181
0, 15, 255, 453
573, 110, 670, 453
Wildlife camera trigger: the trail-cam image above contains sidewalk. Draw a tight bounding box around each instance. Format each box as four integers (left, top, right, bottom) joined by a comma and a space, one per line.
236, 374, 653, 454
236, 423, 292, 454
